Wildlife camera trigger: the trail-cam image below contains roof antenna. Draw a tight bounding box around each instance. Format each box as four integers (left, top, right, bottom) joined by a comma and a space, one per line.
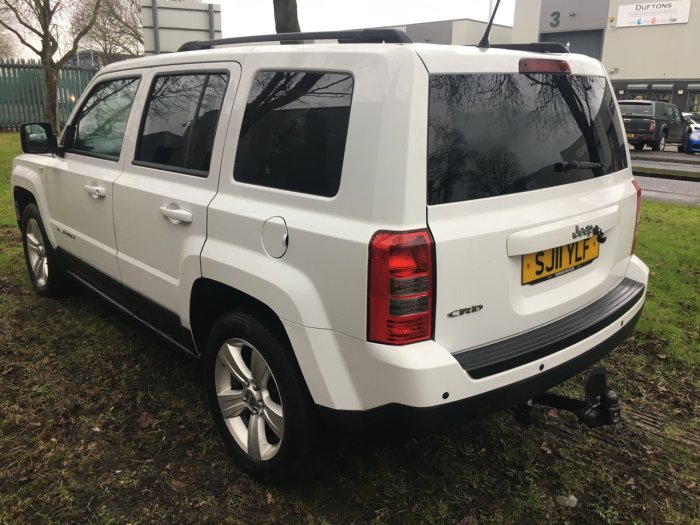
477, 0, 503, 48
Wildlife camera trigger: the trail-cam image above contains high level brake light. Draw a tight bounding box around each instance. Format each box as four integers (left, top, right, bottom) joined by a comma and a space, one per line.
368, 230, 434, 345
519, 58, 571, 74
631, 180, 642, 255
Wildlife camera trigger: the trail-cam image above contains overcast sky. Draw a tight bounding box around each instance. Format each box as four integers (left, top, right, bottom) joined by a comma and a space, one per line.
220, 0, 515, 37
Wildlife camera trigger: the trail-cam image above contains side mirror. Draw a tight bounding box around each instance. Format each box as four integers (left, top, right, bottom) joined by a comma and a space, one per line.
19, 123, 57, 154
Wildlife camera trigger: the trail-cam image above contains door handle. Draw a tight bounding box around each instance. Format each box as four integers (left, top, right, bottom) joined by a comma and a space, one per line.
160, 205, 192, 224
84, 184, 106, 199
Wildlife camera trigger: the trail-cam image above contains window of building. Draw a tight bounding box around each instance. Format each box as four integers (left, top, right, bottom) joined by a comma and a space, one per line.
135, 72, 229, 176
687, 84, 700, 112
652, 84, 673, 102
68, 77, 140, 160
233, 71, 354, 197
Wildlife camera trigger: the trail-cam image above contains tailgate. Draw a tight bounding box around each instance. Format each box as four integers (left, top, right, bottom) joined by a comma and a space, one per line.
425, 69, 637, 354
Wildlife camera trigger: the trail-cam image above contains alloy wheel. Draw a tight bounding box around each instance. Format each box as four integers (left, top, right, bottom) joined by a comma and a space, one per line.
214, 338, 284, 461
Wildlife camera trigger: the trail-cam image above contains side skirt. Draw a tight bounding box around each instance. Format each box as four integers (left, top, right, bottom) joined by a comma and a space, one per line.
57, 248, 199, 358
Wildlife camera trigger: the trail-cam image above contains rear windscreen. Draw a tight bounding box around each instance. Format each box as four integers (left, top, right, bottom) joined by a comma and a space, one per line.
428, 74, 628, 205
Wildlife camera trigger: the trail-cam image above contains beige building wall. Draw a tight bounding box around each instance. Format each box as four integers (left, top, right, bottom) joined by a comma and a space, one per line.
601, 0, 699, 80
450, 19, 512, 45
512, 0, 542, 43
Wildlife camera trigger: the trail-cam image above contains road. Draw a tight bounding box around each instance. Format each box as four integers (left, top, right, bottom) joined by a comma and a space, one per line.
629, 147, 700, 206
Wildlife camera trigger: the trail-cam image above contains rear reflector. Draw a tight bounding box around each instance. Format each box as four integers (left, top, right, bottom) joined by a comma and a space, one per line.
631, 179, 642, 254
368, 230, 434, 345
519, 58, 571, 74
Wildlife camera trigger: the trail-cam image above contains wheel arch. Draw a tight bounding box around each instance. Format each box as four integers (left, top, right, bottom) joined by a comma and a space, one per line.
190, 278, 292, 357
13, 186, 36, 227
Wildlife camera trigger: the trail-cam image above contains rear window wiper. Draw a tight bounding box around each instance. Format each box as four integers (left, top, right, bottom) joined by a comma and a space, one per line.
554, 161, 608, 172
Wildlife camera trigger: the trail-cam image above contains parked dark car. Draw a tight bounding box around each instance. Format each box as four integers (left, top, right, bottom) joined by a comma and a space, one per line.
619, 100, 687, 151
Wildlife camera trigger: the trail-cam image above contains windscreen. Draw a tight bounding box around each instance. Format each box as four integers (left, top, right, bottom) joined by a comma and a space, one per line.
618, 102, 653, 116
428, 74, 628, 205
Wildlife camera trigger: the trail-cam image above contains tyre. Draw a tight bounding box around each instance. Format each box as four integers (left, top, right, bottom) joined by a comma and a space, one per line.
204, 312, 321, 482
652, 133, 667, 151
633, 143, 644, 151
21, 203, 70, 298
678, 144, 685, 153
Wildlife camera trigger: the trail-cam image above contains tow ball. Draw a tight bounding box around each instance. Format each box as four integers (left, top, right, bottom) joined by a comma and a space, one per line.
514, 367, 621, 428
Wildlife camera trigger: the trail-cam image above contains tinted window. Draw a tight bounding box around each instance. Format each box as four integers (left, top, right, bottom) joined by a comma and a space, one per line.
136, 73, 228, 175
233, 71, 353, 197
619, 102, 653, 116
428, 74, 628, 205
70, 78, 140, 159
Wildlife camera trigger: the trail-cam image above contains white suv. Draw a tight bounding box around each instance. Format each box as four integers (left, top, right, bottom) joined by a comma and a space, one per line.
11, 29, 648, 481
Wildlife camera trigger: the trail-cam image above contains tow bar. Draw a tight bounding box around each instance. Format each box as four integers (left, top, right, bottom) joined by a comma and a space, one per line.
514, 367, 621, 428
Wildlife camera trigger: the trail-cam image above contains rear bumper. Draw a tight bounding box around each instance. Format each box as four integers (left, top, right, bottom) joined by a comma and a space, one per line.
318, 306, 642, 434
283, 257, 648, 421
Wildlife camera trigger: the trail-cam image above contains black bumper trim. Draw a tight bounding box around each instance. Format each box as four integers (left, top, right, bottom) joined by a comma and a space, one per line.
455, 278, 645, 379
318, 306, 643, 435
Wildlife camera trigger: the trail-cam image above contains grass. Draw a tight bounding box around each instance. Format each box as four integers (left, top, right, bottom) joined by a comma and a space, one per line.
0, 132, 698, 524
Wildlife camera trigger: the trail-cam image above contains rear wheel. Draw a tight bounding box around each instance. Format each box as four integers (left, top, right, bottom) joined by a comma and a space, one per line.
21, 203, 70, 297
204, 312, 321, 482
652, 133, 667, 151
633, 143, 644, 151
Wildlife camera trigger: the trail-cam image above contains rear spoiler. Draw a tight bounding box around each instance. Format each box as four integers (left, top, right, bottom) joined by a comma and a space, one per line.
488, 43, 569, 54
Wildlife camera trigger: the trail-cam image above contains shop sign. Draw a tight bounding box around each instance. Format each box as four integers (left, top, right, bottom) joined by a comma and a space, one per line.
616, 1, 691, 27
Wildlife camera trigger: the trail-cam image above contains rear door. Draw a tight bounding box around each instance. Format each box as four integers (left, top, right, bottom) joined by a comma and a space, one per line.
423, 58, 637, 353
112, 63, 239, 349
667, 105, 686, 142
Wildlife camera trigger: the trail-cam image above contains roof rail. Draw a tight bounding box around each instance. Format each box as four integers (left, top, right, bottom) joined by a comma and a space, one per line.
489, 42, 569, 54
178, 28, 413, 52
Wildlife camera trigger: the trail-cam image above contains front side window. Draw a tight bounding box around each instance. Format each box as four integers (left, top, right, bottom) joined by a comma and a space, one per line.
428, 73, 628, 205
233, 71, 354, 197
69, 77, 140, 159
135, 72, 229, 175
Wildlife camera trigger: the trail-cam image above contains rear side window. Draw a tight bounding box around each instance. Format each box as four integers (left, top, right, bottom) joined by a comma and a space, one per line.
233, 71, 353, 197
69, 77, 140, 160
428, 74, 628, 205
135, 72, 229, 176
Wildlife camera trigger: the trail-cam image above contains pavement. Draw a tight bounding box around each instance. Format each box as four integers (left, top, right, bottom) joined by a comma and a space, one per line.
630, 147, 700, 181
628, 147, 700, 205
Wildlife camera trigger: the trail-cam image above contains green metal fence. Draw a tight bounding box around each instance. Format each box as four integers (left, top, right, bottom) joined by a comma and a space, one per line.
0, 58, 97, 131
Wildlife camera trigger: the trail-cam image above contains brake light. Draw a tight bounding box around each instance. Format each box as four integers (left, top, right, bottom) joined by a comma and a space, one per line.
631, 179, 642, 255
368, 229, 434, 345
648, 119, 656, 132
519, 58, 571, 74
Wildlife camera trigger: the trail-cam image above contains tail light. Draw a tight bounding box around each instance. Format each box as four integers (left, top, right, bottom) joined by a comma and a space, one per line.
368, 229, 434, 345
648, 119, 656, 132
631, 179, 642, 254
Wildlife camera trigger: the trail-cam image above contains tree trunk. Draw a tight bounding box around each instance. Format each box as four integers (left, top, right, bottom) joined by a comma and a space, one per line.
273, 0, 300, 33
43, 63, 60, 132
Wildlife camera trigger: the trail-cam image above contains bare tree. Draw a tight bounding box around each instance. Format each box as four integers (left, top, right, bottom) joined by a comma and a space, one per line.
80, 0, 143, 65
0, 0, 102, 131
273, 0, 300, 33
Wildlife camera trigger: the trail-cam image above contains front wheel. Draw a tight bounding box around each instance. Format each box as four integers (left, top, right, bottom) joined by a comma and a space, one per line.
204, 312, 321, 482
21, 203, 70, 297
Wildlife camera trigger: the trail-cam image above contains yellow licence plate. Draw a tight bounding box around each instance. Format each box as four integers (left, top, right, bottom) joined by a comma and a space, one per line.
626, 133, 635, 139
522, 237, 599, 285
